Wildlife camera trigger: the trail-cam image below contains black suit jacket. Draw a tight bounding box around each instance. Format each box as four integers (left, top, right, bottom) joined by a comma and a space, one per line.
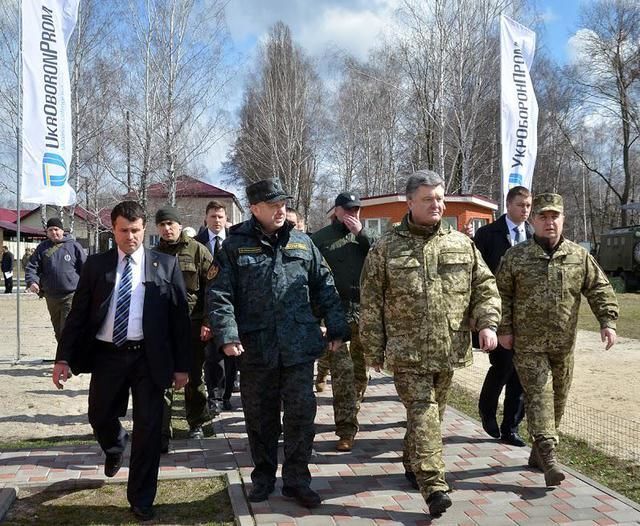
473, 214, 533, 274
195, 228, 228, 255
56, 248, 191, 388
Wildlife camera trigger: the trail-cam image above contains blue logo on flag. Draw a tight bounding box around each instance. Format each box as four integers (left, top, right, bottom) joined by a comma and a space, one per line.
508, 173, 523, 186
42, 153, 67, 187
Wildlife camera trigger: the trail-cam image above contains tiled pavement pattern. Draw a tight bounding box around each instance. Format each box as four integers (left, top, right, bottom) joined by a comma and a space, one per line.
2, 372, 640, 525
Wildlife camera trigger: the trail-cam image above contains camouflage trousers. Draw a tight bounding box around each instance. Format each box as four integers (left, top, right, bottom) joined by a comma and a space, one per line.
328, 321, 369, 439
241, 360, 316, 489
316, 352, 330, 381
394, 369, 453, 499
162, 321, 210, 439
513, 350, 574, 445
45, 293, 74, 343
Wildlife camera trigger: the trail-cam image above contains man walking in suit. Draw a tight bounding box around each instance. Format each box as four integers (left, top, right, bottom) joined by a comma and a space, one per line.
52, 201, 191, 522
474, 186, 532, 447
195, 200, 237, 413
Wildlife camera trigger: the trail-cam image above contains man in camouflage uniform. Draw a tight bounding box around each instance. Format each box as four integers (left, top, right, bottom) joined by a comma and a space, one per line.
153, 208, 213, 450
312, 191, 378, 451
360, 170, 501, 517
207, 178, 349, 508
496, 193, 618, 487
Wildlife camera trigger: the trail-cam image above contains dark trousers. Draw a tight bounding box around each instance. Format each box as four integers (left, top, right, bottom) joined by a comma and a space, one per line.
88, 342, 164, 508
241, 360, 316, 489
478, 346, 525, 435
204, 343, 224, 402
3, 276, 12, 293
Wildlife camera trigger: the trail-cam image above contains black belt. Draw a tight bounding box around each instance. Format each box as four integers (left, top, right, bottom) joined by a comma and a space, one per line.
98, 340, 145, 352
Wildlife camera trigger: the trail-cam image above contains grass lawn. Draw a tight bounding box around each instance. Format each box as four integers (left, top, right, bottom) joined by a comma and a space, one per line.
578, 292, 640, 339
3, 477, 234, 526
448, 383, 640, 504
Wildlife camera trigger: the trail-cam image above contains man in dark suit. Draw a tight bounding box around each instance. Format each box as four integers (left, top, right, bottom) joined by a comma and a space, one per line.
195, 200, 237, 413
52, 200, 191, 522
473, 186, 532, 447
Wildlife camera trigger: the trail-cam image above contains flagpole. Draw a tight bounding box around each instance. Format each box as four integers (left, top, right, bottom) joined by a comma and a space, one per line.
15, 0, 23, 363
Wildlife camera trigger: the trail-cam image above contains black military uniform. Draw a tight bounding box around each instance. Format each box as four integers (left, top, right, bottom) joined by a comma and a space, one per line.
207, 179, 349, 507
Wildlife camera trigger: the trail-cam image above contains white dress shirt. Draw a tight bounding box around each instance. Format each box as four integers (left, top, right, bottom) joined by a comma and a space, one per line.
505, 216, 525, 246
208, 228, 226, 253
96, 245, 146, 342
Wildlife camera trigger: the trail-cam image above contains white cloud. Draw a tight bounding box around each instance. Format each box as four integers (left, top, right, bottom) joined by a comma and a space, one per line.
539, 7, 558, 24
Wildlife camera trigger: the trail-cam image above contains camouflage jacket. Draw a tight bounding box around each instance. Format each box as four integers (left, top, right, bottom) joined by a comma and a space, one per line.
495, 237, 619, 354
311, 220, 379, 323
207, 216, 350, 369
359, 214, 501, 372
153, 231, 213, 320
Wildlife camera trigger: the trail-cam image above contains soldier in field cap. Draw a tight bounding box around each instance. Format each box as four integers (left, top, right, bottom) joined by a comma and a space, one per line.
207, 178, 350, 508
495, 192, 619, 487
311, 190, 378, 452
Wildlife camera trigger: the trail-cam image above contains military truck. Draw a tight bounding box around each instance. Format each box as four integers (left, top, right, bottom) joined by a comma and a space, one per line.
596, 225, 640, 292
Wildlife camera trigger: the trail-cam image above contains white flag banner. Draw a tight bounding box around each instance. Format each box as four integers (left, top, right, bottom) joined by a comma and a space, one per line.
500, 15, 538, 206
22, 0, 80, 206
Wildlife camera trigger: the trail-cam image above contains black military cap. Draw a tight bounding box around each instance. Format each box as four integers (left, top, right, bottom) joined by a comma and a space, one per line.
246, 178, 292, 205
335, 191, 361, 209
155, 207, 181, 224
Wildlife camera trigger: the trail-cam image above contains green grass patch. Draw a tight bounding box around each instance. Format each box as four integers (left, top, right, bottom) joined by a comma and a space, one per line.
578, 292, 640, 339
3, 476, 234, 525
449, 382, 640, 504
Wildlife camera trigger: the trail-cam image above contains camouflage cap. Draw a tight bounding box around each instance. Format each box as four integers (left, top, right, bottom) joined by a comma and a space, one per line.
533, 193, 563, 215
246, 178, 292, 205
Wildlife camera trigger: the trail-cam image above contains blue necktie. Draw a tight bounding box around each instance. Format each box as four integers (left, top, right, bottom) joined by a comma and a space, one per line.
113, 255, 133, 347
513, 227, 522, 244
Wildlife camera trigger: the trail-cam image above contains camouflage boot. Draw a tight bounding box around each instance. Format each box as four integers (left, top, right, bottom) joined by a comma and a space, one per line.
533, 438, 565, 486
528, 442, 540, 469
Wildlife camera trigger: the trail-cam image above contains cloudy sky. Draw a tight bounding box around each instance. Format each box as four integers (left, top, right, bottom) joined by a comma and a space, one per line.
206, 0, 591, 188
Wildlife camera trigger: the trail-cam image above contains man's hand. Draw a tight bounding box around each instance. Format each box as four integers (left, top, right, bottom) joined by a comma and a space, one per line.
479, 328, 498, 351
601, 328, 616, 350
342, 215, 362, 235
327, 339, 343, 353
498, 334, 513, 350
223, 342, 245, 357
173, 372, 189, 390
463, 222, 474, 238
28, 283, 39, 294
200, 325, 212, 342
52, 361, 70, 389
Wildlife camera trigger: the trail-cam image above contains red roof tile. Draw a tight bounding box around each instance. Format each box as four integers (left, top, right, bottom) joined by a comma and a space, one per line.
124, 175, 236, 199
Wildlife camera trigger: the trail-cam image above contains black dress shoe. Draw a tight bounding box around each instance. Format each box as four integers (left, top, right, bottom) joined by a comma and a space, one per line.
479, 411, 500, 439
501, 432, 526, 447
104, 433, 128, 477
222, 399, 232, 411
426, 491, 452, 516
404, 471, 419, 490
130, 505, 155, 521
248, 483, 274, 502
282, 486, 322, 508
188, 426, 204, 439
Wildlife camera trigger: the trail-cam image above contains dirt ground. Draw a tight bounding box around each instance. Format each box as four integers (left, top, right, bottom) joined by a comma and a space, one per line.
0, 293, 638, 443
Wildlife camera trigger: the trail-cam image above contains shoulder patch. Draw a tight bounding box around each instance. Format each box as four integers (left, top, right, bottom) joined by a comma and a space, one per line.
238, 247, 263, 254
207, 261, 220, 280
284, 242, 308, 251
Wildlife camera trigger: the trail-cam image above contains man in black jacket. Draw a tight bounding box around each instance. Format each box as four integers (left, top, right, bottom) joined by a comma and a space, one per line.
208, 179, 349, 508
52, 201, 191, 522
1, 246, 13, 293
473, 186, 532, 447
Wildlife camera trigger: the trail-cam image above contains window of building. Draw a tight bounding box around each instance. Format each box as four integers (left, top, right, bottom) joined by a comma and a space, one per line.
149, 234, 160, 247
442, 216, 458, 230
471, 218, 488, 234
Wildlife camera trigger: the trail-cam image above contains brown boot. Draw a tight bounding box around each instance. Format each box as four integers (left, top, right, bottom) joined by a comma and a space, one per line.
534, 438, 565, 486
336, 436, 354, 451
315, 375, 327, 392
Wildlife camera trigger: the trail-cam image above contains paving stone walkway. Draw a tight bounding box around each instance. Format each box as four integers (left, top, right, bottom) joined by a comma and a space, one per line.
2, 371, 640, 525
